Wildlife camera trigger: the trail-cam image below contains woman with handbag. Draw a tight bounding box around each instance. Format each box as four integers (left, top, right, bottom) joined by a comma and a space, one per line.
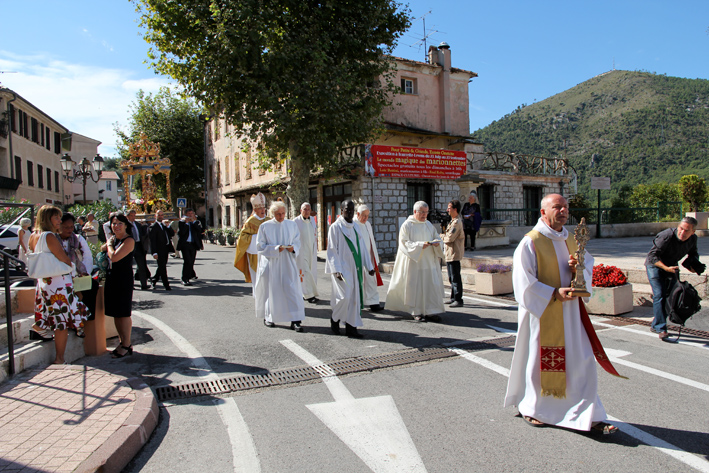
100, 213, 136, 358
28, 205, 88, 364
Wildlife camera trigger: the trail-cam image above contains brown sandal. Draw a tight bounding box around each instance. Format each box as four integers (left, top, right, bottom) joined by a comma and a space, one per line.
522, 415, 546, 428
591, 422, 618, 435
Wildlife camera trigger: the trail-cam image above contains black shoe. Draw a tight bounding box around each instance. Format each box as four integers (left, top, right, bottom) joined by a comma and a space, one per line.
111, 345, 133, 358
29, 328, 53, 342
182, 280, 193, 286
330, 318, 341, 335
369, 304, 383, 312
444, 300, 454, 305
291, 321, 303, 332
449, 300, 464, 308
141, 285, 150, 291
191, 275, 198, 280
165, 285, 172, 291
307, 297, 319, 303
424, 314, 443, 323
264, 320, 275, 328
345, 323, 364, 339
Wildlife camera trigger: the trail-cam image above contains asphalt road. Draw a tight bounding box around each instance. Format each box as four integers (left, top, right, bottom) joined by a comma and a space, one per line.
82, 244, 709, 473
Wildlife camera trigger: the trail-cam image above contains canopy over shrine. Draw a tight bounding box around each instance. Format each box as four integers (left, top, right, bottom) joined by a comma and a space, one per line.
122, 133, 173, 216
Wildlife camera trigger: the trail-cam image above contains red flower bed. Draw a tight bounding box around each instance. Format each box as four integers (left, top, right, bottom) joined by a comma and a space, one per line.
592, 264, 628, 287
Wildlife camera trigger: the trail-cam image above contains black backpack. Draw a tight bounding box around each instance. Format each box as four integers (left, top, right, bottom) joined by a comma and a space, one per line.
664, 273, 702, 328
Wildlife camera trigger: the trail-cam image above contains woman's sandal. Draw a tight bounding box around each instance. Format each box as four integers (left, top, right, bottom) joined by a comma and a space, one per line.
591, 422, 618, 435
111, 345, 133, 358
29, 327, 54, 342
522, 415, 546, 428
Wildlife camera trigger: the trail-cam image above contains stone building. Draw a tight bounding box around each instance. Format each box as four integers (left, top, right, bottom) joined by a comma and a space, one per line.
205, 45, 573, 256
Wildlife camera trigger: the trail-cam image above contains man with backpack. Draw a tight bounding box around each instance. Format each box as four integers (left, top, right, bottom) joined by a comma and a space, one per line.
645, 216, 704, 340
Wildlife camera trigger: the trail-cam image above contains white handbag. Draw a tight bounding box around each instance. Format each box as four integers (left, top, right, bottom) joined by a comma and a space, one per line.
27, 232, 73, 279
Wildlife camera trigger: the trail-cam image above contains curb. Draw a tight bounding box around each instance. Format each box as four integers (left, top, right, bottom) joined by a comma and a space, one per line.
76, 377, 159, 473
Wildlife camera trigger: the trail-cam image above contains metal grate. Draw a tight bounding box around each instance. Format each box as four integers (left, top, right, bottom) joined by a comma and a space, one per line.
154, 336, 518, 402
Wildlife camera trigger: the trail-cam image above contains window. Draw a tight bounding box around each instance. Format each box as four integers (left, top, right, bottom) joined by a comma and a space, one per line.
23, 112, 28, 138
523, 186, 543, 226
234, 153, 240, 182
400, 77, 417, 94
14, 156, 22, 182
18, 109, 24, 137
217, 162, 222, 187
27, 161, 34, 187
214, 119, 220, 141
54, 171, 59, 193
478, 184, 494, 220
31, 118, 39, 143
225, 205, 231, 226
54, 132, 61, 153
106, 180, 112, 191
46, 168, 52, 191
245, 148, 252, 180
9, 105, 16, 133
407, 183, 432, 215
224, 156, 230, 184
45, 127, 51, 150
41, 124, 45, 146
37, 164, 44, 188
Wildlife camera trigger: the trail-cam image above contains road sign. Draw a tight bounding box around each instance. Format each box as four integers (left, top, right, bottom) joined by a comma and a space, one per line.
177, 198, 187, 208
591, 177, 611, 190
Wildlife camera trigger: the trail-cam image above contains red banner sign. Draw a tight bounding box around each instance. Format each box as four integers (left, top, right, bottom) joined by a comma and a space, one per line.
364, 145, 467, 179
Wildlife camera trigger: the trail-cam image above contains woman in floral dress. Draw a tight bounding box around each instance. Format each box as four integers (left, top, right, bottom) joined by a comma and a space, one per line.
29, 205, 88, 364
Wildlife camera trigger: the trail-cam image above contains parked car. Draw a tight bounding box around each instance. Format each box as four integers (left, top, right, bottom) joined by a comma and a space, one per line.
0, 224, 21, 256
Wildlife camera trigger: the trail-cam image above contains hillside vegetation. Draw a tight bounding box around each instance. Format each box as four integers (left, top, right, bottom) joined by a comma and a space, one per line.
473, 70, 709, 199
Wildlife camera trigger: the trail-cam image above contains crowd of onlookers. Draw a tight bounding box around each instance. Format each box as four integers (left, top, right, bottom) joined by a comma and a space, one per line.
20, 204, 204, 363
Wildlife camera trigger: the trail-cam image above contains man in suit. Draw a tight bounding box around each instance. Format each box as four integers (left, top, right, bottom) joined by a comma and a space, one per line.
127, 209, 152, 290
177, 208, 204, 286
149, 209, 175, 291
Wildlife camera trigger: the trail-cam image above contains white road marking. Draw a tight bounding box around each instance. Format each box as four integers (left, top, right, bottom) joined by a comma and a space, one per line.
462, 295, 518, 307
488, 326, 709, 394
280, 339, 427, 473
592, 321, 709, 351
133, 311, 261, 473
452, 333, 709, 471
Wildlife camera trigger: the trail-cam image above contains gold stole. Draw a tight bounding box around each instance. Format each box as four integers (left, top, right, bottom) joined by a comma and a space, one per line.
527, 230, 578, 399
234, 216, 271, 282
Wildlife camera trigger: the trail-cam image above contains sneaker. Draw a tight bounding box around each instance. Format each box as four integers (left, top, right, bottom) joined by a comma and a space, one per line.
444, 300, 454, 305
449, 300, 464, 308
291, 322, 303, 332
659, 331, 669, 340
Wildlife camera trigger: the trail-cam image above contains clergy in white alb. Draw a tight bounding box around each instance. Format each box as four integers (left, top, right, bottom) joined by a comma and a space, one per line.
354, 204, 383, 311
254, 201, 305, 331
325, 200, 375, 338
503, 194, 620, 434
385, 201, 445, 321
293, 202, 319, 302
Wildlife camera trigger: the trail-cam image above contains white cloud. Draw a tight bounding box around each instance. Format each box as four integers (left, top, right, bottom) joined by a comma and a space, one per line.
0, 51, 172, 157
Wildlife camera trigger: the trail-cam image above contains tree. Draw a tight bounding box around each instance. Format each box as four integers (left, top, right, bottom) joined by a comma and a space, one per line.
114, 87, 204, 208
678, 174, 708, 212
134, 0, 411, 213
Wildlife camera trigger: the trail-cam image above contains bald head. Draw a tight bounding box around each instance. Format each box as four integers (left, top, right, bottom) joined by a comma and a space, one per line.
540, 194, 569, 231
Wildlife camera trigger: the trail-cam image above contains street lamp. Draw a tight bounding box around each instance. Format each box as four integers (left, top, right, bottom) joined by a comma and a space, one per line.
60, 153, 104, 205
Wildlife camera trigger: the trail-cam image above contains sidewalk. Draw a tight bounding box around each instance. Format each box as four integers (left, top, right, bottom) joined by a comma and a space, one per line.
0, 364, 157, 473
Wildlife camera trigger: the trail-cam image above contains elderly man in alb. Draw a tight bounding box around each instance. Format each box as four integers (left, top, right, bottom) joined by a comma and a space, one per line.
354, 204, 383, 312
235, 193, 271, 291
254, 201, 305, 331
293, 202, 319, 303
504, 193, 624, 435
385, 201, 445, 322
326, 200, 375, 339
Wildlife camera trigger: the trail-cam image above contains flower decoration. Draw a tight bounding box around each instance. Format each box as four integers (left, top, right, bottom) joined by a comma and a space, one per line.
592, 264, 628, 287
476, 263, 512, 273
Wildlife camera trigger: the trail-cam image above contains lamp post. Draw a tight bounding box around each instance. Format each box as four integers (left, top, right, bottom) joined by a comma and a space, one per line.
60, 153, 104, 205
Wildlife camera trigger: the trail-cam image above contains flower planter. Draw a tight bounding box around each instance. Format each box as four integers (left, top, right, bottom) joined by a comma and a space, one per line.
227, 235, 236, 245
586, 283, 633, 315
217, 234, 226, 245
475, 271, 513, 295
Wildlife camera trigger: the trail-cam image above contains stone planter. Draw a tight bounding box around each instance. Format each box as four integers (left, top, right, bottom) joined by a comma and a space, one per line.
585, 283, 634, 315
475, 271, 513, 295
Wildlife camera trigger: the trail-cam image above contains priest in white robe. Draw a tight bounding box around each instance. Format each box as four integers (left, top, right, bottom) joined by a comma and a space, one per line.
293, 202, 319, 303
503, 193, 619, 435
254, 201, 305, 331
385, 201, 445, 322
325, 200, 375, 339
355, 204, 383, 312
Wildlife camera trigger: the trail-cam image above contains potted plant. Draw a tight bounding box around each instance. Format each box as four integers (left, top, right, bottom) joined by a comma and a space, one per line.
680, 174, 709, 229
475, 263, 513, 295
586, 264, 633, 315
213, 227, 226, 245
206, 228, 216, 244
225, 227, 237, 245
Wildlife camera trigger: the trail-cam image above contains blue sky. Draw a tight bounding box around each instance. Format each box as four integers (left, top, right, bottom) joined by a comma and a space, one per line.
1, 1, 707, 157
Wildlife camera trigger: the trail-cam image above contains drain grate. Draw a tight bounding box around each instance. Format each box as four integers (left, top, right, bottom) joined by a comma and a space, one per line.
154, 335, 517, 402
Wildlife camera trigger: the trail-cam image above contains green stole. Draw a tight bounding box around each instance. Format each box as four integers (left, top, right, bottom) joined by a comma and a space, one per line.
343, 231, 364, 309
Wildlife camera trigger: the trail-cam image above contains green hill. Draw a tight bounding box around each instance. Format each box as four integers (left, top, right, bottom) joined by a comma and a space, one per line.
472, 70, 709, 198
